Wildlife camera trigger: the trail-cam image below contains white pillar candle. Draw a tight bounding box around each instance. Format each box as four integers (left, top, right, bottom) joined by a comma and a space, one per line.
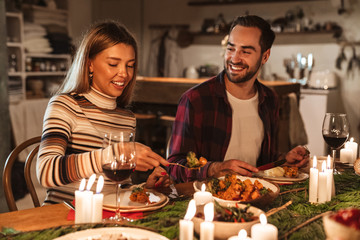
180, 199, 196, 240
318, 161, 328, 203
91, 175, 104, 223
345, 138, 358, 164
200, 202, 214, 240
228, 229, 252, 240
75, 178, 87, 224
251, 214, 278, 240
325, 156, 333, 201
309, 156, 319, 203
340, 148, 353, 163
194, 184, 213, 206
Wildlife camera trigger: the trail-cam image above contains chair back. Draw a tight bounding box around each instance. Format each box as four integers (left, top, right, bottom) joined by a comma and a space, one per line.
3, 136, 42, 211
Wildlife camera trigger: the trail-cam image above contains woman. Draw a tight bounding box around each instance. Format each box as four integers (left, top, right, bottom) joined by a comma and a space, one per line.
37, 20, 170, 205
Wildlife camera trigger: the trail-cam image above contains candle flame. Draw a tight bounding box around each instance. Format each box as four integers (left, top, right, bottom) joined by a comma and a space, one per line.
350, 137, 354, 142
96, 175, 104, 194
201, 183, 206, 192
86, 174, 96, 191
184, 199, 196, 221
79, 178, 86, 191
204, 202, 214, 222
260, 213, 267, 225
327, 155, 332, 169
238, 229, 247, 239
312, 156, 317, 168
321, 160, 326, 172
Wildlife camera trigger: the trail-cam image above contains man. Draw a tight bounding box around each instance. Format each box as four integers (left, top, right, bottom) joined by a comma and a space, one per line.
167, 15, 308, 183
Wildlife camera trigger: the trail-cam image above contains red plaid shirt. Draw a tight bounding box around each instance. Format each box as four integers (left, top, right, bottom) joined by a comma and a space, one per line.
167, 71, 281, 183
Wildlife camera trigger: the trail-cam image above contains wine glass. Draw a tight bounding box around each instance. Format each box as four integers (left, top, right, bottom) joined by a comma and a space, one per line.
322, 113, 349, 171
102, 130, 136, 222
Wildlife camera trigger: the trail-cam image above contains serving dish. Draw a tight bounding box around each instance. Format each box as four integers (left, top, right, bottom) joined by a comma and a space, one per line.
54, 227, 169, 240
193, 175, 280, 208
192, 203, 264, 240
323, 210, 360, 240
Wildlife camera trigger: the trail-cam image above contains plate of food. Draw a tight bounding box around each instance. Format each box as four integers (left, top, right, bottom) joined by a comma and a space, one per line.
103, 187, 169, 212
193, 203, 264, 240
255, 166, 309, 182
193, 174, 279, 208
54, 227, 169, 240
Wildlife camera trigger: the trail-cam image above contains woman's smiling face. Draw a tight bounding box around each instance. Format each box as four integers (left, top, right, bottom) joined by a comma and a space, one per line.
89, 43, 135, 97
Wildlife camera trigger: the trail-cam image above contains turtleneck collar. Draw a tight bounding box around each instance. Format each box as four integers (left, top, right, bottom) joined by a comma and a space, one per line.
82, 87, 117, 110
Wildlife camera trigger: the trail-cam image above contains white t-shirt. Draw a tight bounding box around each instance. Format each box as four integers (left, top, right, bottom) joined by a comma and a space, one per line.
224, 90, 264, 166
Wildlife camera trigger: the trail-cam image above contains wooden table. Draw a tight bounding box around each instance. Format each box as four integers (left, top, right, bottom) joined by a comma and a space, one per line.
0, 182, 194, 232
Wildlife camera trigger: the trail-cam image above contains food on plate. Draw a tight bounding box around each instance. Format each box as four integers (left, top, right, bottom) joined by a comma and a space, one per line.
354, 158, 360, 175
196, 202, 258, 223
129, 187, 150, 204
264, 166, 285, 177
206, 174, 271, 201
263, 166, 299, 178
330, 208, 360, 230
186, 151, 207, 168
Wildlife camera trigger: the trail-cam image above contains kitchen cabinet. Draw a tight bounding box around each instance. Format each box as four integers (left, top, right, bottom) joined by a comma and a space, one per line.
299, 88, 343, 156
5, 1, 71, 102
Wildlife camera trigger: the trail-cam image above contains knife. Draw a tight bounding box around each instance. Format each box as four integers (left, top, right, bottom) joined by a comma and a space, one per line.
257, 159, 287, 171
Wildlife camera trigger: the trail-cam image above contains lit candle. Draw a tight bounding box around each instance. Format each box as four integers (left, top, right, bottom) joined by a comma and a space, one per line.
91, 175, 104, 223
251, 214, 278, 240
179, 199, 196, 240
345, 138, 358, 164
318, 161, 328, 203
325, 155, 334, 201
340, 148, 353, 163
228, 229, 252, 240
200, 202, 214, 240
194, 184, 213, 206
75, 178, 86, 224
309, 156, 319, 203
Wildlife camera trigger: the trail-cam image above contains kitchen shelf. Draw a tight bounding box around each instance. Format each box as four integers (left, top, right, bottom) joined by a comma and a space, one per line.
25, 72, 67, 77
191, 31, 337, 45
188, 0, 324, 6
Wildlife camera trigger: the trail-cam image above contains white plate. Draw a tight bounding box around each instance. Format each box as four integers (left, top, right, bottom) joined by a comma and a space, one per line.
54, 227, 169, 240
103, 197, 169, 213
103, 189, 168, 211
255, 172, 309, 182
193, 175, 279, 207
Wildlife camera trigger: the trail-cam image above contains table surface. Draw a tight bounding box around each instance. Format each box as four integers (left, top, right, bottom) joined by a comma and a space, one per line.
0, 182, 195, 232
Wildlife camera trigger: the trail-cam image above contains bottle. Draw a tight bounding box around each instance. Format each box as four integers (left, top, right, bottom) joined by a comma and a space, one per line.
8, 54, 17, 72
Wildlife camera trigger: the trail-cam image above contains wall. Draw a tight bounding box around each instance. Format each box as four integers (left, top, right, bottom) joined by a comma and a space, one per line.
68, 0, 360, 146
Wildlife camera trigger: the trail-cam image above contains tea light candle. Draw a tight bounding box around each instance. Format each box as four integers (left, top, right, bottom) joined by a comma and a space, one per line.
194, 184, 213, 206
318, 161, 328, 203
200, 202, 214, 240
309, 156, 319, 203
228, 229, 252, 240
251, 214, 277, 240
340, 148, 353, 163
325, 155, 334, 201
179, 199, 196, 240
75, 178, 87, 224
345, 138, 358, 164
91, 175, 104, 223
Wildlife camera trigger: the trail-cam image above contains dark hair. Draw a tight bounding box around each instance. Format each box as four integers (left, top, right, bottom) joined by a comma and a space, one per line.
59, 20, 138, 107
229, 15, 275, 53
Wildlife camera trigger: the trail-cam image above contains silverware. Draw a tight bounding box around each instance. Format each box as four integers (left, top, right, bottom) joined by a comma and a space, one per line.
63, 201, 75, 210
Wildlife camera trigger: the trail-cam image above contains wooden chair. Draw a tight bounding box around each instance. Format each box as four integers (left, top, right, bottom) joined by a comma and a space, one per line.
3, 136, 42, 211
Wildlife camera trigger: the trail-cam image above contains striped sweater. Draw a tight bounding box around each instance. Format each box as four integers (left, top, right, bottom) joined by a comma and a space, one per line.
37, 87, 136, 203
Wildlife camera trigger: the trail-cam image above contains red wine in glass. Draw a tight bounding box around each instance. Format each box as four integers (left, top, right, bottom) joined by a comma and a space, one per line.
323, 134, 348, 149
102, 163, 134, 182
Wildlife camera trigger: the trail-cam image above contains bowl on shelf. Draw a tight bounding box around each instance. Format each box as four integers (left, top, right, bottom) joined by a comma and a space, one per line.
323, 208, 360, 240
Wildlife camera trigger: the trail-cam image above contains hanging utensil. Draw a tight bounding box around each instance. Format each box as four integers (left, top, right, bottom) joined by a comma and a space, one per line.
347, 46, 357, 74
335, 46, 346, 70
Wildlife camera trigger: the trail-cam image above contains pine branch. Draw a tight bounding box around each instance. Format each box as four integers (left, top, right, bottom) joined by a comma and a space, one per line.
266, 200, 292, 217
280, 187, 306, 196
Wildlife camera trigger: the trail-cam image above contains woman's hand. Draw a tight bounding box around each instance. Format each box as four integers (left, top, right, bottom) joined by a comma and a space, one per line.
285, 145, 309, 167
145, 167, 172, 188
134, 142, 169, 171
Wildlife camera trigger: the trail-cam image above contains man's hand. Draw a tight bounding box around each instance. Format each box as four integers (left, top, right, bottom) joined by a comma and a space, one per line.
207, 159, 258, 178
285, 145, 309, 167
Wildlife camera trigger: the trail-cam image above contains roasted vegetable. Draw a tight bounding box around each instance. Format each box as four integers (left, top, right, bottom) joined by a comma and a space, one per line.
214, 201, 257, 223
186, 151, 207, 168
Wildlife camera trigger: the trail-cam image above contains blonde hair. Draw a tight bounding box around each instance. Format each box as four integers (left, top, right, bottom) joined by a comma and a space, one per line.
58, 20, 138, 107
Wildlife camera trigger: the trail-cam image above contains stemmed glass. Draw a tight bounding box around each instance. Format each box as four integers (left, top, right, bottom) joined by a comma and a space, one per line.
102, 130, 136, 222
322, 113, 349, 172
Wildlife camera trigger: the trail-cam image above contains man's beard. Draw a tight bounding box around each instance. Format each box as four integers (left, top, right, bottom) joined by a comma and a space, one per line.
224, 57, 262, 84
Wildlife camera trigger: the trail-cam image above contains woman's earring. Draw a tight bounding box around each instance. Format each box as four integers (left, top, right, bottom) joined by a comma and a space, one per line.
89, 71, 93, 83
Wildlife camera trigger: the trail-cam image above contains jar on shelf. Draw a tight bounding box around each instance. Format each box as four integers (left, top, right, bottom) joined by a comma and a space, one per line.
25, 57, 32, 72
